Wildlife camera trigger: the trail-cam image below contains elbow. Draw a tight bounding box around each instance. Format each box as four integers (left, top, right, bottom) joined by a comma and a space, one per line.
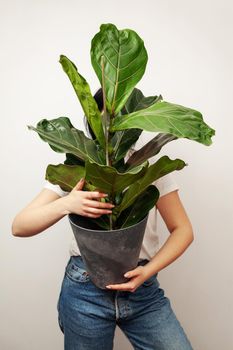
187, 226, 194, 245
11, 217, 24, 237
11, 222, 21, 237
190, 232, 194, 244
11, 225, 29, 237
11, 218, 39, 238
183, 221, 195, 246
11, 210, 38, 237
171, 223, 194, 246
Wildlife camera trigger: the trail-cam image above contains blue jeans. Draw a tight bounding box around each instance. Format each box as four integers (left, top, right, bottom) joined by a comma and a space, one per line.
57, 256, 193, 350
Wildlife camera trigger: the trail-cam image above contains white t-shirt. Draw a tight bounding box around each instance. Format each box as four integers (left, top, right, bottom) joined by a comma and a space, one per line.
43, 132, 179, 260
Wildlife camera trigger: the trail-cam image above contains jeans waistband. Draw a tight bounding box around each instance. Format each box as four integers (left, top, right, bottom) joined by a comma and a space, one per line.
71, 255, 149, 266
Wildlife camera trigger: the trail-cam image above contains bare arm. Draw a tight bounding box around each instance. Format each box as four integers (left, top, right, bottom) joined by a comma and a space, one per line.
143, 189, 194, 277
12, 179, 114, 237
106, 190, 194, 291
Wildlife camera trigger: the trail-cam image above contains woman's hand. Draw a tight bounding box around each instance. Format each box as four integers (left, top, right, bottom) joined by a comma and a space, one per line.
63, 178, 115, 218
106, 265, 150, 292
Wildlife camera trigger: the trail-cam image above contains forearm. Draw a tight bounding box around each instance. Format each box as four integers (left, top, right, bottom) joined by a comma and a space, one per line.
12, 197, 69, 237
144, 227, 194, 278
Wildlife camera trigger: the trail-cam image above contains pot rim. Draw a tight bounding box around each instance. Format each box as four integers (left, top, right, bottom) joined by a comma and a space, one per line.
68, 213, 149, 233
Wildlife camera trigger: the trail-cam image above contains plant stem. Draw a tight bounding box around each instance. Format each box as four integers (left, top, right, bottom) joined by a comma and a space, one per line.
101, 55, 113, 229
101, 55, 110, 167
109, 214, 113, 230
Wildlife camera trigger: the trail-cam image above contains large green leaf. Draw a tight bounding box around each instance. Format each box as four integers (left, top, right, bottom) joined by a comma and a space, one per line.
111, 128, 142, 163
59, 55, 105, 147
111, 88, 162, 162
91, 23, 148, 115
85, 159, 149, 195
116, 156, 186, 214
126, 133, 177, 169
27, 117, 105, 164
121, 88, 162, 114
46, 163, 100, 193
116, 185, 159, 228
46, 164, 85, 192
111, 100, 215, 146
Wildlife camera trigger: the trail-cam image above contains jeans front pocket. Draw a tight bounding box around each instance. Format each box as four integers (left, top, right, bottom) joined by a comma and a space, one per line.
65, 257, 91, 283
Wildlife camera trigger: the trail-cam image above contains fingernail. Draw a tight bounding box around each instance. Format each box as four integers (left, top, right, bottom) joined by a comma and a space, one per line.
106, 286, 111, 289
124, 273, 129, 277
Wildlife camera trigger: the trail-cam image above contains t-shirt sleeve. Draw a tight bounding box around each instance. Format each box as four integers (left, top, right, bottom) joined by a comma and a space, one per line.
43, 180, 69, 197
153, 173, 179, 198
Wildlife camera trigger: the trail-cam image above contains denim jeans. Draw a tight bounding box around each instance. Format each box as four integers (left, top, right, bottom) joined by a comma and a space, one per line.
57, 255, 193, 350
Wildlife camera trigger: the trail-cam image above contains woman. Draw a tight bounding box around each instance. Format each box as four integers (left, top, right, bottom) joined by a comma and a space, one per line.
12, 88, 194, 350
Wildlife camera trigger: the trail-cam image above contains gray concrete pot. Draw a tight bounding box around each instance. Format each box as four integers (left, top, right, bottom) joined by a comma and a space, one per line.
68, 214, 149, 289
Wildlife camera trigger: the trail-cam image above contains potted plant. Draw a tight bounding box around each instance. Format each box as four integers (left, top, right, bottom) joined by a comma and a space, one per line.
28, 23, 215, 289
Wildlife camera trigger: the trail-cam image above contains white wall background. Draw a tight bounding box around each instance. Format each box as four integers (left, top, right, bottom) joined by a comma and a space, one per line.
1, 0, 232, 349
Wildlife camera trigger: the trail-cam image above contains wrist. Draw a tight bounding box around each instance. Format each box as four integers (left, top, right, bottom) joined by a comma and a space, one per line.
143, 260, 159, 279
57, 196, 71, 216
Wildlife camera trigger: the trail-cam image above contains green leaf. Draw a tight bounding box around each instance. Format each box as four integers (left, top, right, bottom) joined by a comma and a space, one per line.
126, 133, 177, 169
116, 185, 159, 228
91, 23, 148, 115
111, 128, 142, 163
111, 100, 215, 146
121, 87, 162, 114
111, 88, 162, 162
27, 117, 105, 164
46, 164, 85, 192
117, 156, 186, 213
85, 159, 149, 195
59, 55, 105, 147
